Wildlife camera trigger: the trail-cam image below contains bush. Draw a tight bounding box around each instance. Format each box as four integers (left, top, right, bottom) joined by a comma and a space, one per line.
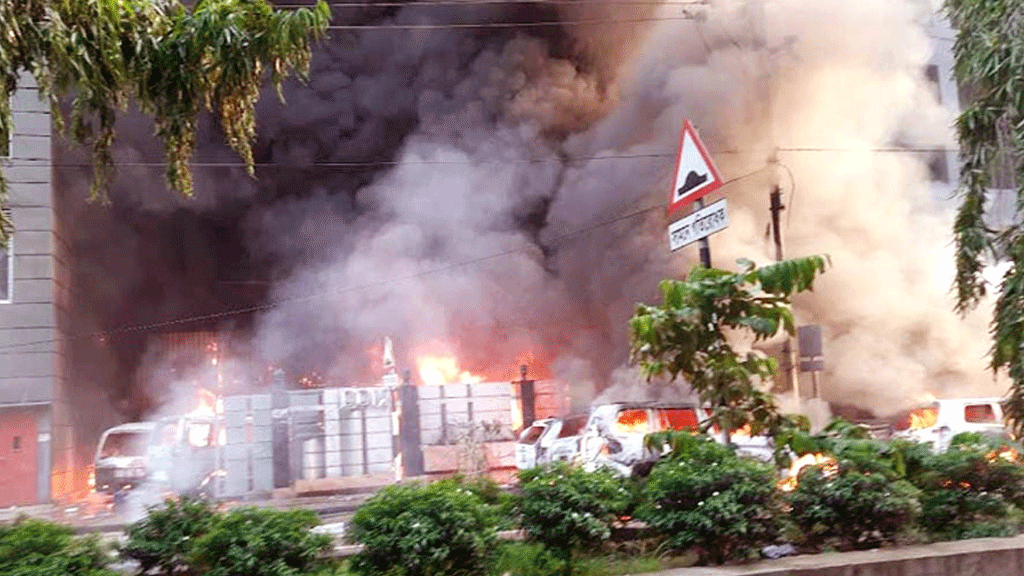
452, 474, 516, 529
0, 517, 115, 576
347, 479, 499, 576
636, 435, 780, 564
517, 462, 633, 572
910, 434, 1024, 539
121, 497, 219, 576
188, 507, 332, 576
491, 542, 566, 576
787, 467, 921, 550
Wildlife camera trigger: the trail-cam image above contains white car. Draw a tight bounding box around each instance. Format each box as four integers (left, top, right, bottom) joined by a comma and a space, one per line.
890, 397, 1011, 452
515, 415, 588, 470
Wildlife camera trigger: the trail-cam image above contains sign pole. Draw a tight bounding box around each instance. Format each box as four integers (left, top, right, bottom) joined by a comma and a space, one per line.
695, 198, 712, 268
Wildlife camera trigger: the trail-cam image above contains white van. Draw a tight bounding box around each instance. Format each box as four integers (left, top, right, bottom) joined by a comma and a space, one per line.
93, 422, 157, 495
93, 413, 221, 497
579, 403, 703, 476
890, 397, 1011, 452
578, 402, 776, 476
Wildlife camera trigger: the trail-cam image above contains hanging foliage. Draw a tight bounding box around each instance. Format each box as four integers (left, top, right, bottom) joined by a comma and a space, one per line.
0, 0, 331, 244
945, 0, 1024, 435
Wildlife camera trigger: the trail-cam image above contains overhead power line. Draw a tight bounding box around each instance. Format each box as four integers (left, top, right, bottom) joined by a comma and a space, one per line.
4, 146, 953, 170
0, 165, 766, 354
323, 15, 697, 28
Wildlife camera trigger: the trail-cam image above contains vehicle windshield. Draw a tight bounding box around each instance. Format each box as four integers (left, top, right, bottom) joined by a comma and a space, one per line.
519, 424, 546, 444
99, 432, 149, 459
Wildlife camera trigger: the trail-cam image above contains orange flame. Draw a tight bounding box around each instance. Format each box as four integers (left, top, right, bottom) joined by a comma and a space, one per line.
986, 447, 1019, 463
415, 344, 485, 385
731, 423, 753, 438
191, 388, 219, 418
614, 409, 651, 435
908, 407, 938, 429
778, 453, 839, 492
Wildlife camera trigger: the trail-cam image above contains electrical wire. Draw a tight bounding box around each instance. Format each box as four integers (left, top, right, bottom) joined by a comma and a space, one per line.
0, 165, 767, 354
323, 15, 696, 28
776, 160, 796, 227
0, 146, 952, 170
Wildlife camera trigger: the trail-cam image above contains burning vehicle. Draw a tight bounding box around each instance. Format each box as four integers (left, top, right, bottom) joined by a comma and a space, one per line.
579, 402, 703, 476
93, 412, 222, 500
578, 402, 776, 476
889, 397, 1011, 452
515, 414, 588, 470
93, 422, 157, 495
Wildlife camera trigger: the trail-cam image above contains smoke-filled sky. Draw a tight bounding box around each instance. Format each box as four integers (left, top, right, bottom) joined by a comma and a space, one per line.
54, 0, 1005, 425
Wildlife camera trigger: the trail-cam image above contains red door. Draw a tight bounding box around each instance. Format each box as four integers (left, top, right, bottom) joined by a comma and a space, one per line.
0, 411, 38, 506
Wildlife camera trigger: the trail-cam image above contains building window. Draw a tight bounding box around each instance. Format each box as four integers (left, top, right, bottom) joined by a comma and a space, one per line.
11, 436, 21, 451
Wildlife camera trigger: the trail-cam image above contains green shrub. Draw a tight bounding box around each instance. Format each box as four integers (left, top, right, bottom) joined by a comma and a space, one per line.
787, 467, 921, 550
121, 497, 219, 576
910, 434, 1024, 539
347, 479, 499, 576
189, 507, 332, 576
636, 435, 780, 564
452, 474, 516, 529
491, 542, 566, 576
517, 462, 633, 572
0, 517, 115, 576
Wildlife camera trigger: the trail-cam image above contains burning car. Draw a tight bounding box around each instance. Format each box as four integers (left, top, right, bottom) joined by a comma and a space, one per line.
515, 414, 588, 470
889, 397, 1010, 452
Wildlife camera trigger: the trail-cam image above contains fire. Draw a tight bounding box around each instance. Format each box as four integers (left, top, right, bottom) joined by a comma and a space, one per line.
908, 407, 938, 429
986, 447, 1019, 463
614, 409, 651, 435
416, 354, 484, 386
778, 453, 839, 492
731, 423, 753, 438
191, 388, 219, 418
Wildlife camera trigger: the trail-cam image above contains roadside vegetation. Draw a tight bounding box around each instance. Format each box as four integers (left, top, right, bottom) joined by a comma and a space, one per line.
3, 424, 1024, 575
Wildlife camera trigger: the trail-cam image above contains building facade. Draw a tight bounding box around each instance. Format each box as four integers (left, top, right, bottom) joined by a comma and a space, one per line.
0, 73, 74, 506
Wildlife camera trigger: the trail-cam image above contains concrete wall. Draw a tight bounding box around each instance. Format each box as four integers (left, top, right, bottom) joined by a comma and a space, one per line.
664, 535, 1024, 576
0, 73, 61, 504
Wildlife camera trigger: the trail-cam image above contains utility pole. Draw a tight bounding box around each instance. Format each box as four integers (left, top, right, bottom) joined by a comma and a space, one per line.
768, 173, 800, 402
751, 0, 800, 406
769, 185, 784, 261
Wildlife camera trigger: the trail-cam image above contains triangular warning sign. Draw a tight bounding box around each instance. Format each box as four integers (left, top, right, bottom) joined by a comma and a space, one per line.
668, 120, 724, 213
